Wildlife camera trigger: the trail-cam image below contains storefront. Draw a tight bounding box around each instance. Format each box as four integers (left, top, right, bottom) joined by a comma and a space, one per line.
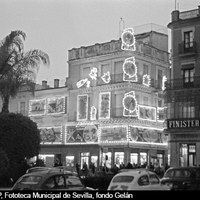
166, 119, 200, 167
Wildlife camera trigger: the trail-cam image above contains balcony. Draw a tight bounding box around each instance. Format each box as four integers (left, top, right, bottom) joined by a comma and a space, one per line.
178, 41, 197, 56
166, 76, 200, 90
96, 73, 162, 90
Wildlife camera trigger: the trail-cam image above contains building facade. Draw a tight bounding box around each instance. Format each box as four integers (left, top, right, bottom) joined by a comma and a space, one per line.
2, 26, 170, 169
166, 6, 200, 167
66, 28, 169, 170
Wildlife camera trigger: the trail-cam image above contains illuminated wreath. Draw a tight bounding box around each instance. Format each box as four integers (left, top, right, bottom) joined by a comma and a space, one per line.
122, 31, 135, 47
123, 61, 137, 77
122, 94, 137, 113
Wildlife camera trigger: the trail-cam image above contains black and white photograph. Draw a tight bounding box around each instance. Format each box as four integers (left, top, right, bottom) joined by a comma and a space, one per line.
0, 0, 200, 194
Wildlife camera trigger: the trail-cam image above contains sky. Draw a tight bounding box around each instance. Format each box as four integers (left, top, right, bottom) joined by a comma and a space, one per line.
0, 0, 199, 86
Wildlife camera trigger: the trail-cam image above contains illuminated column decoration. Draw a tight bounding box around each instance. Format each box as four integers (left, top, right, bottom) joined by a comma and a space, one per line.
76, 78, 88, 88
138, 105, 156, 122
143, 74, 151, 87
121, 28, 136, 51
89, 67, 98, 80
101, 71, 111, 84
162, 75, 167, 91
122, 91, 138, 117
123, 57, 138, 82
86, 80, 91, 88
90, 106, 97, 120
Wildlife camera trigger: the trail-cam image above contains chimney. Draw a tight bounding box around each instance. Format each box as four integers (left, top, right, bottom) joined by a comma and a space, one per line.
42, 80, 47, 89
54, 79, 59, 88
171, 10, 179, 22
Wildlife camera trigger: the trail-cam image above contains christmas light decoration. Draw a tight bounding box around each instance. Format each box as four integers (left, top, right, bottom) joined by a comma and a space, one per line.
77, 94, 88, 121
121, 28, 136, 51
123, 57, 138, 82
101, 71, 111, 84
89, 67, 98, 80
122, 91, 138, 117
138, 105, 156, 122
162, 75, 167, 91
86, 80, 91, 88
143, 74, 151, 87
47, 96, 65, 114
99, 92, 111, 119
29, 98, 46, 116
76, 78, 88, 88
90, 106, 97, 120
39, 126, 62, 144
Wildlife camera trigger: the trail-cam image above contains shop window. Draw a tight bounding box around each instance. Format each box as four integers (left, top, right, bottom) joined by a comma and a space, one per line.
66, 156, 74, 168
115, 152, 124, 168
140, 152, 147, 165
130, 153, 138, 165
102, 152, 112, 169
157, 154, 163, 167
80, 152, 90, 169
38, 154, 54, 167
91, 156, 98, 167
180, 144, 196, 167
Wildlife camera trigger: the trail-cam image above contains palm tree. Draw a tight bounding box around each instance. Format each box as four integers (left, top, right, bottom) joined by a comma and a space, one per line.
0, 30, 50, 113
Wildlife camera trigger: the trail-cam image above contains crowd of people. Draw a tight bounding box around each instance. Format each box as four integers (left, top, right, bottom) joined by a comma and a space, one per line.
75, 161, 170, 178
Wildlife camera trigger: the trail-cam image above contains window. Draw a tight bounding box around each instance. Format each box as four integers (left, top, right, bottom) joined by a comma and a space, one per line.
149, 174, 160, 184
158, 69, 163, 89
143, 97, 148, 105
180, 144, 196, 167
82, 67, 90, 79
143, 64, 149, 75
113, 176, 134, 183
183, 68, 194, 84
114, 61, 123, 82
138, 175, 149, 186
184, 31, 193, 48
101, 64, 110, 76
80, 152, 90, 169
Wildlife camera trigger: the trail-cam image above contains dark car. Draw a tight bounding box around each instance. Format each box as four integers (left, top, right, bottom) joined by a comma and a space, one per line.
12, 167, 94, 191
161, 166, 200, 190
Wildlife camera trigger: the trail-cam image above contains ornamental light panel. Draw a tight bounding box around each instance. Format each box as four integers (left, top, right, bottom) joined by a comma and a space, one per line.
101, 71, 111, 84
143, 74, 151, 87
76, 78, 88, 88
47, 96, 65, 115
123, 57, 138, 82
89, 68, 98, 80
138, 105, 156, 122
29, 98, 46, 116
122, 91, 138, 117
121, 28, 136, 51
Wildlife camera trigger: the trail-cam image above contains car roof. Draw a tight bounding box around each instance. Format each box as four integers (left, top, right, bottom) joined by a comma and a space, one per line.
115, 169, 155, 177
22, 168, 78, 177
167, 166, 200, 171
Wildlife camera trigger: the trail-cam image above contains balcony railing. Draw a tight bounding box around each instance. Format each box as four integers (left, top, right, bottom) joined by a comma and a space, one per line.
178, 41, 197, 55
95, 73, 162, 90
166, 76, 200, 90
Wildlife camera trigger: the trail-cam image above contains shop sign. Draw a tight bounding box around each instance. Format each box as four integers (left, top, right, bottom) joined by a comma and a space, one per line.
167, 119, 200, 129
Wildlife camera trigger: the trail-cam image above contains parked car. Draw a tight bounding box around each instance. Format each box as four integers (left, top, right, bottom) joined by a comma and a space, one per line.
26, 166, 51, 173
12, 168, 94, 190
107, 169, 170, 190
161, 166, 200, 190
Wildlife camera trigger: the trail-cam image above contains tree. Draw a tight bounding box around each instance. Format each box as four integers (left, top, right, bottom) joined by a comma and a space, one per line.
0, 30, 50, 113
0, 113, 41, 182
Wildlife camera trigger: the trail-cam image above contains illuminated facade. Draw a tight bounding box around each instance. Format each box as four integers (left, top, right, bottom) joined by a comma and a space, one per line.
67, 28, 169, 169
166, 6, 200, 167
3, 27, 170, 169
